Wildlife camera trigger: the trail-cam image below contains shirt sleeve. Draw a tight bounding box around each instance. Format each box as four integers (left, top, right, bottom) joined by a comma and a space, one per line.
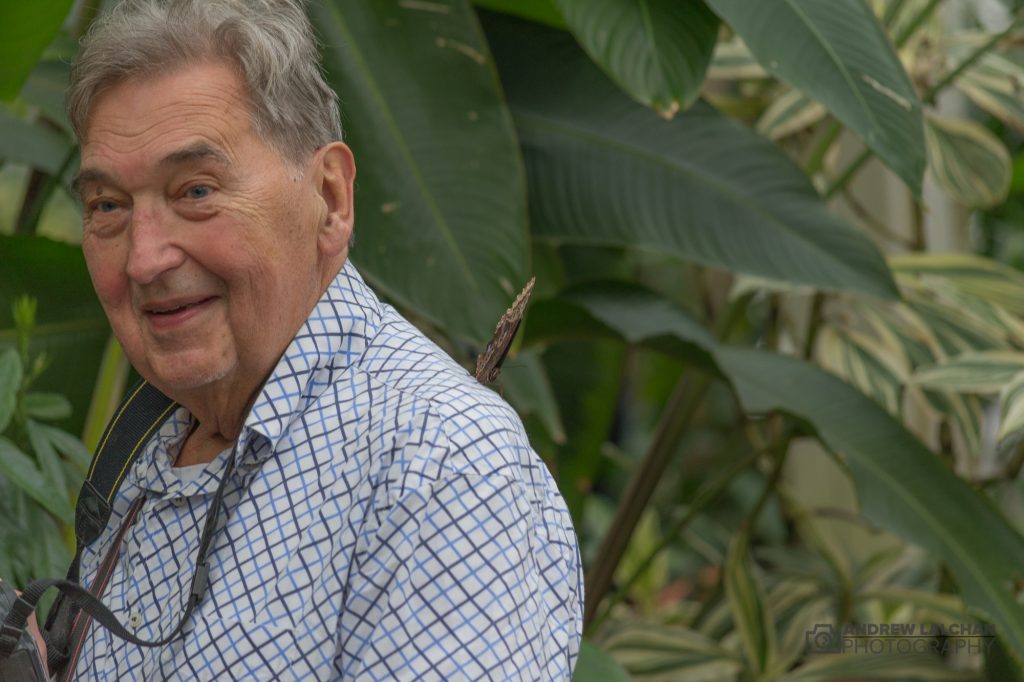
335, 471, 582, 681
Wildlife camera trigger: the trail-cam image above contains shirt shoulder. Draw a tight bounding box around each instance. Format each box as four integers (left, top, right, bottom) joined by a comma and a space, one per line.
356, 305, 541, 482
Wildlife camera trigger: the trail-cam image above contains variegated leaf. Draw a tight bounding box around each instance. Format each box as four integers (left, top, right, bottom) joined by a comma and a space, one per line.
756, 88, 828, 140
925, 113, 1012, 209
779, 653, 976, 681
950, 32, 1024, 132
725, 530, 776, 675
890, 252, 1024, 318
904, 283, 1010, 356
707, 38, 767, 80
998, 369, 1024, 445
602, 623, 743, 680
911, 350, 1024, 393
816, 325, 906, 416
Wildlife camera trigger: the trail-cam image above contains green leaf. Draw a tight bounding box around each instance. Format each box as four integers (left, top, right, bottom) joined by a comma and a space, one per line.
0, 348, 21, 433
911, 351, 1024, 393
725, 530, 776, 674
572, 640, 632, 682
25, 419, 70, 511
19, 59, 73, 131
717, 348, 1024, 665
525, 281, 717, 369
499, 348, 567, 445
0, 109, 72, 174
483, 13, 899, 300
925, 113, 1011, 209
23, 392, 72, 420
0, 436, 73, 523
472, 0, 565, 28
0, 0, 74, 100
703, 0, 926, 196
310, 0, 529, 343
554, 0, 719, 116
40, 423, 92, 473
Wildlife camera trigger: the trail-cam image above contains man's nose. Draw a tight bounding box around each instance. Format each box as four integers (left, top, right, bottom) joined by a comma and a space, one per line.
125, 202, 186, 284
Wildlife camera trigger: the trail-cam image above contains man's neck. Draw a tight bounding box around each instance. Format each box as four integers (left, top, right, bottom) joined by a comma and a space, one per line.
176, 422, 237, 467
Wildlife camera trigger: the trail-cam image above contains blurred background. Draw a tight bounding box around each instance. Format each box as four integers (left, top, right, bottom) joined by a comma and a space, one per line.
6, 0, 1024, 679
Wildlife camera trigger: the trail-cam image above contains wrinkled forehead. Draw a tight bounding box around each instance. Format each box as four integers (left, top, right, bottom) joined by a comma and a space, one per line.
81, 59, 254, 146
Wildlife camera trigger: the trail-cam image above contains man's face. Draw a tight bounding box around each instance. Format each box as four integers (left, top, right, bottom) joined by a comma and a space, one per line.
79, 60, 340, 398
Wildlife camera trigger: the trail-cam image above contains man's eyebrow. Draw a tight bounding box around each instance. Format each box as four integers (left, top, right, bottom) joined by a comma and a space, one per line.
158, 143, 231, 169
71, 144, 230, 199
71, 168, 116, 200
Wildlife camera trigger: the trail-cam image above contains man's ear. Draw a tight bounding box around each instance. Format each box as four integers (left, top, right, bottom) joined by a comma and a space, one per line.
314, 142, 356, 258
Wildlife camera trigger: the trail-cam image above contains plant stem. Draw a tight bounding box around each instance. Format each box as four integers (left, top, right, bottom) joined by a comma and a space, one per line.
823, 149, 871, 200
582, 371, 711, 628
893, 0, 943, 48
923, 17, 1022, 104
582, 294, 752, 628
587, 445, 765, 634
15, 146, 78, 235
801, 293, 826, 361
882, 0, 908, 28
803, 121, 842, 177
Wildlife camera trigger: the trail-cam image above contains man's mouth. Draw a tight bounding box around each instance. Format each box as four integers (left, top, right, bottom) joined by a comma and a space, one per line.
149, 298, 213, 315
142, 297, 217, 328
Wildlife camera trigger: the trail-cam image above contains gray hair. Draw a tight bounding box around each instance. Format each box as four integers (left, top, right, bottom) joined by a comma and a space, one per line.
68, 0, 342, 164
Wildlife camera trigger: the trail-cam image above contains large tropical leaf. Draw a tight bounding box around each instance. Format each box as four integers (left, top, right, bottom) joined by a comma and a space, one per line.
718, 348, 1024, 663
703, 0, 926, 195
561, 285, 1024, 662
0, 0, 74, 100
310, 0, 529, 344
471, 0, 565, 28
554, 0, 720, 116
482, 13, 899, 301
0, 109, 73, 174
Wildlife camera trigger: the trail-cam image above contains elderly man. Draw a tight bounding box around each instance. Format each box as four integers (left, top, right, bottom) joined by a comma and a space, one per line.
35, 0, 581, 679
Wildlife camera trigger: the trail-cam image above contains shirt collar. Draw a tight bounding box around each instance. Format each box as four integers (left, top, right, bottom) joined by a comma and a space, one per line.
242, 260, 382, 452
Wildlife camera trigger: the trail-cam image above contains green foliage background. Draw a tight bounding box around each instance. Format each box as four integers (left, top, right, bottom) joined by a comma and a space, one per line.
6, 0, 1024, 679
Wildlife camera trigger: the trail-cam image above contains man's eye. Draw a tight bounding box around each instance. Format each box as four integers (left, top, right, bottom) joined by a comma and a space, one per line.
186, 185, 212, 200
96, 200, 119, 213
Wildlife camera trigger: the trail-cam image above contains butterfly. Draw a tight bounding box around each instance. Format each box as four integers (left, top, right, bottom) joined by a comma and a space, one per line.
475, 277, 535, 384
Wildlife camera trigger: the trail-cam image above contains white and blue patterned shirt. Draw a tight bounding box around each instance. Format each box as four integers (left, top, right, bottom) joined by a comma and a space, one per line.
72, 261, 583, 681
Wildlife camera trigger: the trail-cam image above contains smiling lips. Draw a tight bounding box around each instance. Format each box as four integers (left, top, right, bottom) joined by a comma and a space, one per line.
142, 296, 217, 329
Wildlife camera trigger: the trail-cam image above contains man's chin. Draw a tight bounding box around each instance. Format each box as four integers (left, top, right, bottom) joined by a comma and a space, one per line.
142, 358, 234, 396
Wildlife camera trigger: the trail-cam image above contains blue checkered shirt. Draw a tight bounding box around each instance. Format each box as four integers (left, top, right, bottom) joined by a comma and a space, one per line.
71, 261, 583, 680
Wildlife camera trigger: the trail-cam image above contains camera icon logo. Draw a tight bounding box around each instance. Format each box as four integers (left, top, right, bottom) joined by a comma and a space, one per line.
806, 623, 841, 653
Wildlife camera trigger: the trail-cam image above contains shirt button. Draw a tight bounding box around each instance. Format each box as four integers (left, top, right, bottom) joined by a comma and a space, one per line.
128, 611, 142, 630
171, 497, 186, 507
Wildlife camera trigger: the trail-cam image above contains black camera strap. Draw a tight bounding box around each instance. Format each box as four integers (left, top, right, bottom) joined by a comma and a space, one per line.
3, 380, 238, 679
